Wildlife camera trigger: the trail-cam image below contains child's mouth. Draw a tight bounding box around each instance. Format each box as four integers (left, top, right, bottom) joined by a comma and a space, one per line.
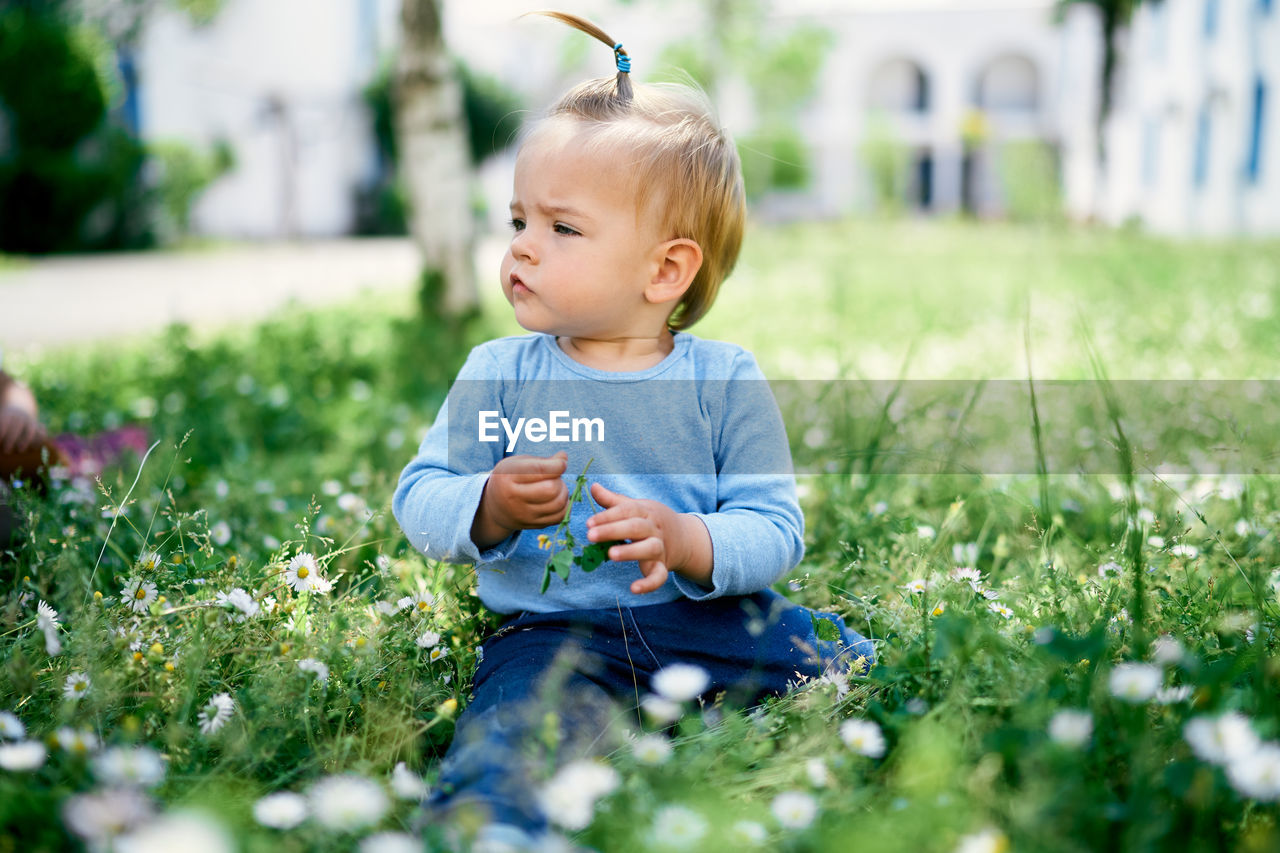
510, 275, 531, 295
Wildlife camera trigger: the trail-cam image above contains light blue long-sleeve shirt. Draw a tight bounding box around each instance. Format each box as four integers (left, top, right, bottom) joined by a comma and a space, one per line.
392, 332, 804, 615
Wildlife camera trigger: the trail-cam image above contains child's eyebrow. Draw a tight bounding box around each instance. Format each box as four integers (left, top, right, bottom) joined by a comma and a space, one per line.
516, 201, 592, 221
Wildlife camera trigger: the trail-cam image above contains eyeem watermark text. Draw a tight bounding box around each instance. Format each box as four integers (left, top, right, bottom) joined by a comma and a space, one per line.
478, 410, 604, 452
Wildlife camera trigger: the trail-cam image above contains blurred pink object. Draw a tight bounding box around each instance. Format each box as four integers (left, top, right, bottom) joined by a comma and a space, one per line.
53, 426, 151, 478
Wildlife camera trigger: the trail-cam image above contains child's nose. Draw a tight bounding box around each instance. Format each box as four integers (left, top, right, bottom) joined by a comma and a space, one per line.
511, 229, 537, 262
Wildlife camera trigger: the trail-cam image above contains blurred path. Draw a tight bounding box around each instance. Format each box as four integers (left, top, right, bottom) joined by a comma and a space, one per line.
0, 238, 423, 354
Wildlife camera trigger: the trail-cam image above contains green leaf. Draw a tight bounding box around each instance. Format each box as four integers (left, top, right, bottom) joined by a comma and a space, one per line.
540, 564, 552, 595
576, 541, 614, 573
812, 614, 841, 643
551, 549, 574, 582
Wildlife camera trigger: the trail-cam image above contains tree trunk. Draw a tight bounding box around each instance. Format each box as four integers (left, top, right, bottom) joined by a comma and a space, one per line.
395, 0, 477, 316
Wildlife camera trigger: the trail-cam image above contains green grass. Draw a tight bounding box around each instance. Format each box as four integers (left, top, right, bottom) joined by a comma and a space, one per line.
3, 220, 1279, 852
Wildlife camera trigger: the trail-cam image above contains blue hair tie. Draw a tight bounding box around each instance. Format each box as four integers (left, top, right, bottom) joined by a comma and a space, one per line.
613, 42, 631, 74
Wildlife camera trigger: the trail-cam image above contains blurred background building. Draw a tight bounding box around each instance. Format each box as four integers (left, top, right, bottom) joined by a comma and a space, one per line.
3, 0, 1276, 247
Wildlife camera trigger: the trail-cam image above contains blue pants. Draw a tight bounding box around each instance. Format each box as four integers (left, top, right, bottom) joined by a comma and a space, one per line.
428, 589, 874, 834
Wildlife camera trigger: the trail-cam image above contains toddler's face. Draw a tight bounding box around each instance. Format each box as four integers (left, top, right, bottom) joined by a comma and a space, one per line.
501, 124, 668, 341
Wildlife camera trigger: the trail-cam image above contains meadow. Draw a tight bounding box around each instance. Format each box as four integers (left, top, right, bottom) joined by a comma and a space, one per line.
2, 219, 1279, 852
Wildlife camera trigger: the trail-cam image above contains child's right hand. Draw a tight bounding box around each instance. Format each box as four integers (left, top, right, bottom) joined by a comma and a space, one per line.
471, 451, 570, 548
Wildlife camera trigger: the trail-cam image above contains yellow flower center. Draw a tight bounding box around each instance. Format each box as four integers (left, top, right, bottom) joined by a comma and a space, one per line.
150, 643, 164, 656
133, 652, 143, 662
135, 589, 148, 600
356, 637, 367, 648
164, 661, 175, 672
417, 601, 428, 611
297, 566, 309, 579
74, 682, 86, 692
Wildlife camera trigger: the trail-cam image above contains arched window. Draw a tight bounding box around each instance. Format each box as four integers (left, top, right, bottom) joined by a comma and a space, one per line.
867, 58, 930, 113
975, 54, 1039, 113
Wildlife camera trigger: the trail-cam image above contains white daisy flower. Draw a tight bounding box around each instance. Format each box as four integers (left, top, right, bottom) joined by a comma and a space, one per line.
415, 631, 441, 650
1156, 685, 1193, 705
806, 757, 831, 787
215, 588, 259, 620
61, 787, 151, 842
988, 602, 1014, 619
1170, 543, 1199, 559
375, 600, 398, 616
407, 590, 435, 618
651, 663, 710, 702
0, 740, 46, 771
210, 521, 232, 546
55, 727, 99, 754
1185, 712, 1261, 765
390, 761, 428, 800
0, 711, 24, 739
428, 647, 449, 663
1108, 663, 1162, 703
198, 693, 235, 735
336, 492, 367, 515
284, 553, 331, 594
538, 760, 619, 831
641, 694, 684, 724
253, 791, 308, 830
955, 827, 1009, 853
632, 733, 673, 766
729, 820, 768, 845
120, 577, 158, 613
1097, 561, 1123, 579
93, 745, 166, 788
1047, 710, 1093, 748
1147, 535, 1166, 549
37, 599, 59, 629
298, 658, 329, 685
395, 596, 413, 612
307, 774, 389, 831
770, 790, 818, 830
64, 671, 91, 701
1226, 742, 1280, 802
137, 551, 162, 572
114, 809, 232, 853
839, 718, 887, 758
1151, 634, 1185, 666
949, 566, 983, 588
37, 600, 62, 655
916, 524, 936, 539
322, 479, 343, 496
651, 805, 708, 848
902, 578, 929, 594
359, 832, 421, 853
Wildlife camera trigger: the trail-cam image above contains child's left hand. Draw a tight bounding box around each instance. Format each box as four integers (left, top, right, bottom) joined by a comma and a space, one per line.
586, 483, 705, 595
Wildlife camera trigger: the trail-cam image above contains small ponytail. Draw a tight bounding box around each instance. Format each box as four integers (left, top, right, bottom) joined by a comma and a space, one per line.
526, 10, 633, 103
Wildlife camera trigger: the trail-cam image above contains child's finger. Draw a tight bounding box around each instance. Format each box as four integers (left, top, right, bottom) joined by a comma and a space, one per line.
587, 517, 652, 544
608, 536, 663, 564
509, 451, 568, 482
631, 562, 668, 594
589, 481, 626, 506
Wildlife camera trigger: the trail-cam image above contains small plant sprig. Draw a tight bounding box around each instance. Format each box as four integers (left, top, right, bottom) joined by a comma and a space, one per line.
537, 458, 622, 594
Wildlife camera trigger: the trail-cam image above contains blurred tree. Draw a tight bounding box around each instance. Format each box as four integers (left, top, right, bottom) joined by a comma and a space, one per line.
656, 0, 832, 200
1055, 0, 1161, 171
357, 57, 522, 237
395, 0, 477, 319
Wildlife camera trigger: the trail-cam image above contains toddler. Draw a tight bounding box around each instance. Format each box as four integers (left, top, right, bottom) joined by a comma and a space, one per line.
393, 12, 873, 848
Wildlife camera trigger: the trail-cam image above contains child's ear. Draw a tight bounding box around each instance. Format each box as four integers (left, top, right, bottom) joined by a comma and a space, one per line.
645, 238, 703, 304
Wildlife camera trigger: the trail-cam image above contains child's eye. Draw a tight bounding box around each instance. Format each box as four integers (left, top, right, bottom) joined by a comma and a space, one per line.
553, 222, 580, 236
508, 218, 525, 232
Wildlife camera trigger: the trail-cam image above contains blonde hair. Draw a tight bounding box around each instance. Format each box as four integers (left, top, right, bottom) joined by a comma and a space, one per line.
526, 12, 745, 331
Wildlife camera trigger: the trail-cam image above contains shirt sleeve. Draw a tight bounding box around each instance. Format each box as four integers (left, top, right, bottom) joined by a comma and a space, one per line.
671, 349, 805, 600
392, 345, 521, 565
